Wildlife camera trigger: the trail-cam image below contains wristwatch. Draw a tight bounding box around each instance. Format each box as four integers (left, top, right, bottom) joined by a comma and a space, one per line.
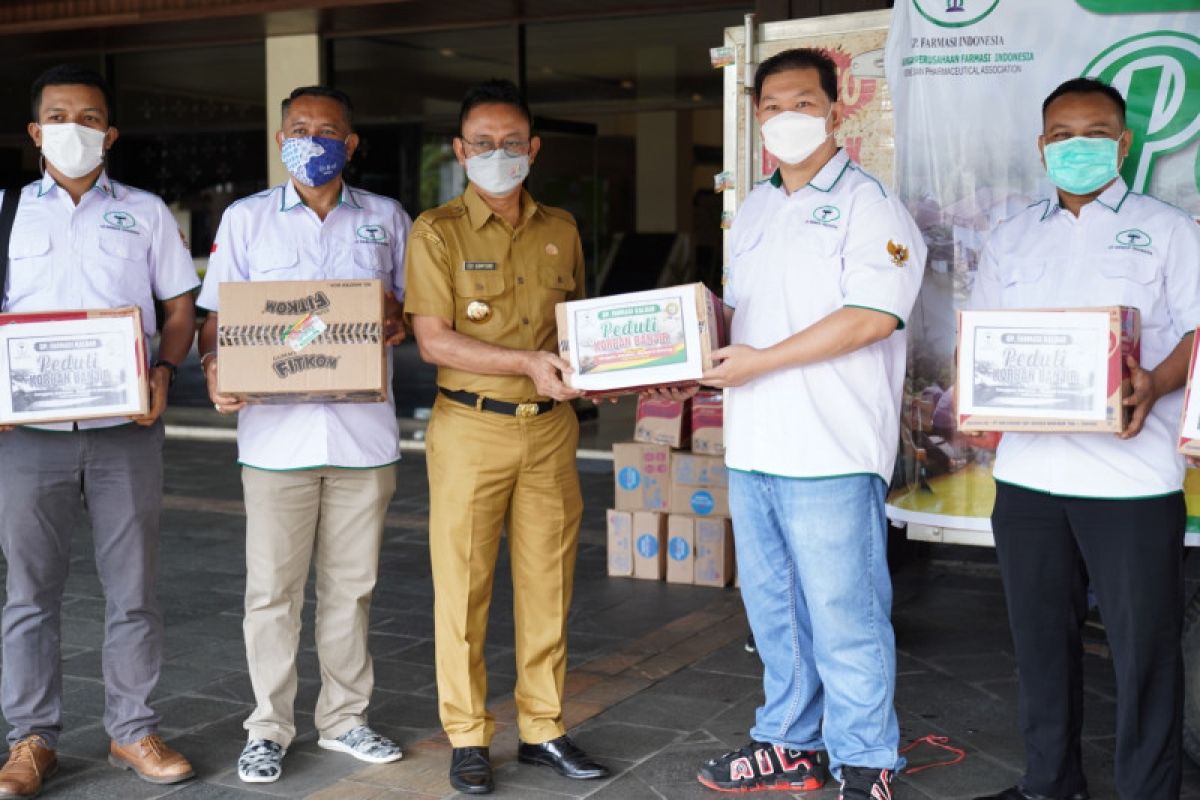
152, 358, 178, 386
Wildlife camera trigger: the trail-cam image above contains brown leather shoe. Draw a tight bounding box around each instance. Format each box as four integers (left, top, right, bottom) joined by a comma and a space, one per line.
108, 735, 194, 785
0, 735, 57, 799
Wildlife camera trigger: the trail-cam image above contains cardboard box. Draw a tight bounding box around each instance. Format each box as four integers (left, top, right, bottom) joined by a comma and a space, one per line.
613, 442, 671, 511
556, 283, 726, 395
606, 510, 634, 577
957, 307, 1140, 433
691, 390, 725, 455
632, 512, 668, 580
1177, 329, 1200, 456
634, 396, 691, 448
666, 515, 696, 584
670, 453, 729, 517
694, 517, 735, 587
0, 306, 148, 425
217, 279, 386, 404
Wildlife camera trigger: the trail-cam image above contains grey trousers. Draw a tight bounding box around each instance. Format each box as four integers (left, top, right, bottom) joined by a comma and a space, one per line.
0, 422, 165, 748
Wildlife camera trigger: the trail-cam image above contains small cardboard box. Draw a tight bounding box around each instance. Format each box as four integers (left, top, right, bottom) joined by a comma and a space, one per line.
957, 306, 1140, 433
217, 279, 386, 404
0, 306, 148, 425
666, 515, 697, 584
691, 390, 725, 455
606, 510, 634, 577
1177, 329, 1200, 456
632, 512, 668, 580
613, 442, 671, 511
557, 283, 726, 395
694, 517, 735, 587
634, 396, 691, 448
670, 453, 729, 517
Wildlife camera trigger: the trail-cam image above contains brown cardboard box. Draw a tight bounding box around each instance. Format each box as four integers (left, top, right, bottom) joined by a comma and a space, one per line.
0, 306, 149, 425
612, 442, 671, 512
694, 517, 734, 587
634, 396, 691, 448
666, 515, 696, 584
217, 279, 387, 404
1178, 329, 1200, 456
957, 306, 1140, 433
557, 283, 727, 396
691, 390, 724, 455
632, 512, 668, 580
669, 452, 729, 517
606, 510, 634, 577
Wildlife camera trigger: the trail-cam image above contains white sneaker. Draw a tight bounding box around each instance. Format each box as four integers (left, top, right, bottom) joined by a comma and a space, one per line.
238, 738, 285, 783
317, 725, 403, 764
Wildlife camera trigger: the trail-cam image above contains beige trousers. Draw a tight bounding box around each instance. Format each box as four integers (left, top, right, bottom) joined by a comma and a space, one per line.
241, 464, 396, 747
426, 395, 583, 748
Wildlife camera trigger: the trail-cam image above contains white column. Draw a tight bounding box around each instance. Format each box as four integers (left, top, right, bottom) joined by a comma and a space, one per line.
265, 33, 322, 186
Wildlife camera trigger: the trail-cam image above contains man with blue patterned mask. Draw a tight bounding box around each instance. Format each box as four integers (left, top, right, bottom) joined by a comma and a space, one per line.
278, 91, 358, 189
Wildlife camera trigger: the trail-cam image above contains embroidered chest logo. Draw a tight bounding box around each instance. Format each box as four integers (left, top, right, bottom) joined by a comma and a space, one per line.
1110, 228, 1154, 255
356, 224, 388, 245
101, 210, 139, 234
807, 205, 842, 228
887, 240, 910, 267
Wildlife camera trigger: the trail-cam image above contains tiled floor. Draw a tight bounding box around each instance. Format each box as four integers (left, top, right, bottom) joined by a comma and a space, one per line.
1, 439, 1199, 798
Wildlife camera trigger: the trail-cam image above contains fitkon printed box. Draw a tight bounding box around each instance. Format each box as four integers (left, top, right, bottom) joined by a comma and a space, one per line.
0, 306, 148, 426
556, 283, 726, 395
1177, 329, 1200, 457
217, 280, 387, 404
956, 307, 1140, 433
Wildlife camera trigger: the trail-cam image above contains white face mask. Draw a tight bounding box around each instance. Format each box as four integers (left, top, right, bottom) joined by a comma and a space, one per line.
760, 111, 832, 165
40, 122, 107, 179
465, 151, 530, 197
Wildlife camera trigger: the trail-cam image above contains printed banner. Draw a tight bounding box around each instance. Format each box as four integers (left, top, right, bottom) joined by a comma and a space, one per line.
883, 0, 1200, 531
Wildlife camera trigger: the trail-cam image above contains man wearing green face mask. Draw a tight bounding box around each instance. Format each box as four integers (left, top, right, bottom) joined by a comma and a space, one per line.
970, 78, 1200, 800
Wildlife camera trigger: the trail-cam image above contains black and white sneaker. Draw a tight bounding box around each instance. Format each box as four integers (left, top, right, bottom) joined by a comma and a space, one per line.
237, 739, 285, 783
697, 741, 827, 793
840, 765, 895, 799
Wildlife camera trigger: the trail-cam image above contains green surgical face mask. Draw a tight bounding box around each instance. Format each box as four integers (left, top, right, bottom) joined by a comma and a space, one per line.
1043, 135, 1121, 196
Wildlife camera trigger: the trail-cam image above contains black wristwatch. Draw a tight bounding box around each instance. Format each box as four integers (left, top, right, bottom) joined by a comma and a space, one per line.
152, 358, 178, 386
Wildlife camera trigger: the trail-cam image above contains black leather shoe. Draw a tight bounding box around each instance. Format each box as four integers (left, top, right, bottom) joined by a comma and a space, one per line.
449, 747, 493, 795
974, 786, 1088, 800
517, 736, 609, 780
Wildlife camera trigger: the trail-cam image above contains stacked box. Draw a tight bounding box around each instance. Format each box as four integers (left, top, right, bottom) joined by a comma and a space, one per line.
670, 453, 729, 517
612, 443, 671, 512
634, 396, 691, 448
691, 390, 724, 455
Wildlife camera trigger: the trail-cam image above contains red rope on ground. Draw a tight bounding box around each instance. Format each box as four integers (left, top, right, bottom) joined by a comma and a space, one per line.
898, 735, 967, 775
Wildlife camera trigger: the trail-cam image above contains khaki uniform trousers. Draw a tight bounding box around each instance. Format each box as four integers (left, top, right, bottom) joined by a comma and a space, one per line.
241, 464, 396, 747
426, 395, 583, 747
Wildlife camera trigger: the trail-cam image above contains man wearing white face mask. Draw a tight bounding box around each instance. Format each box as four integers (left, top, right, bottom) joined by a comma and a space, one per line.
196, 86, 411, 783
0, 64, 198, 798
693, 48, 925, 800
404, 79, 605, 795
970, 78, 1200, 800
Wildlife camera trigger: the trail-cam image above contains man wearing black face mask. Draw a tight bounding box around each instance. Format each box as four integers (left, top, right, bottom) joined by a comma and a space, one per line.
196, 85, 411, 784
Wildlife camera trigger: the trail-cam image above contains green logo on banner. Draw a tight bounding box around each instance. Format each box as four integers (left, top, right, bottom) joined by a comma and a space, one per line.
1075, 0, 1200, 12
1083, 31, 1200, 194
912, 0, 1001, 28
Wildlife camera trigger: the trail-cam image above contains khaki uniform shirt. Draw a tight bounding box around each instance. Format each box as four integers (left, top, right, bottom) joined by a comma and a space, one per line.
404, 185, 585, 402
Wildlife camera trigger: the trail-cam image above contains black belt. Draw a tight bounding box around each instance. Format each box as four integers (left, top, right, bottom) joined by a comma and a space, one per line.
439, 388, 556, 418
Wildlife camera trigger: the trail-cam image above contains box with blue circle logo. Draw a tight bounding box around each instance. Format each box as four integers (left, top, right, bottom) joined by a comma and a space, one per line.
668, 453, 728, 517
613, 442, 671, 512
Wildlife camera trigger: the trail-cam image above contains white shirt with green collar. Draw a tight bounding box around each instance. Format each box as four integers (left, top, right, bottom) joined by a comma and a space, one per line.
2, 171, 200, 431
723, 148, 927, 481
971, 177, 1200, 498
197, 179, 412, 470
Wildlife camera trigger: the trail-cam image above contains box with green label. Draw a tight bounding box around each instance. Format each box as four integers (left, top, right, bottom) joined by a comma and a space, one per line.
556, 283, 726, 395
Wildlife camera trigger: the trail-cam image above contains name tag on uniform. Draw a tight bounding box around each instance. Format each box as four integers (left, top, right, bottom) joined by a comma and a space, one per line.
463, 261, 497, 271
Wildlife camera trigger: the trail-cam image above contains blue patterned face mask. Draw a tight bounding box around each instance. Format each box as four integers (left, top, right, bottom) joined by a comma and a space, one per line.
1043, 135, 1120, 196
280, 135, 347, 187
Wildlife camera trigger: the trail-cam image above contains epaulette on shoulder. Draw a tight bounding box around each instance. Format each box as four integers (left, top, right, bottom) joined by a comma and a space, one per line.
420, 199, 468, 225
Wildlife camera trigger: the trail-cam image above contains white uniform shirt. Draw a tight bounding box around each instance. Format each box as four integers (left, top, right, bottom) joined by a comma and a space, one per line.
724, 149, 927, 480
2, 172, 200, 431
971, 178, 1200, 498
196, 180, 411, 470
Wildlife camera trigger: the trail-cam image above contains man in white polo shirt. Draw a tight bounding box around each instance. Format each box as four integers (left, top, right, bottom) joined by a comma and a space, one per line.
693, 49, 925, 800
971, 79, 1200, 800
0, 64, 198, 798
196, 86, 411, 784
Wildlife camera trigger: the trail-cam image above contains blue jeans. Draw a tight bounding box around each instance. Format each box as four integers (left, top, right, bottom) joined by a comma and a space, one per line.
730, 470, 901, 776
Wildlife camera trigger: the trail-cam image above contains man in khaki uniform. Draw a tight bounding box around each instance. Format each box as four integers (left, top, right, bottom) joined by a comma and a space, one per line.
404, 79, 608, 796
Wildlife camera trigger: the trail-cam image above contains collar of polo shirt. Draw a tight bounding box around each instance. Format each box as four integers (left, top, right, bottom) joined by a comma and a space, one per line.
463, 183, 541, 231
280, 179, 363, 212
766, 148, 855, 195
37, 169, 119, 200
1040, 176, 1131, 222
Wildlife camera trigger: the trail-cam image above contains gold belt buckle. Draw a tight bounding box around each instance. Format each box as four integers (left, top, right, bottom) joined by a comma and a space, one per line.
515, 402, 540, 418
